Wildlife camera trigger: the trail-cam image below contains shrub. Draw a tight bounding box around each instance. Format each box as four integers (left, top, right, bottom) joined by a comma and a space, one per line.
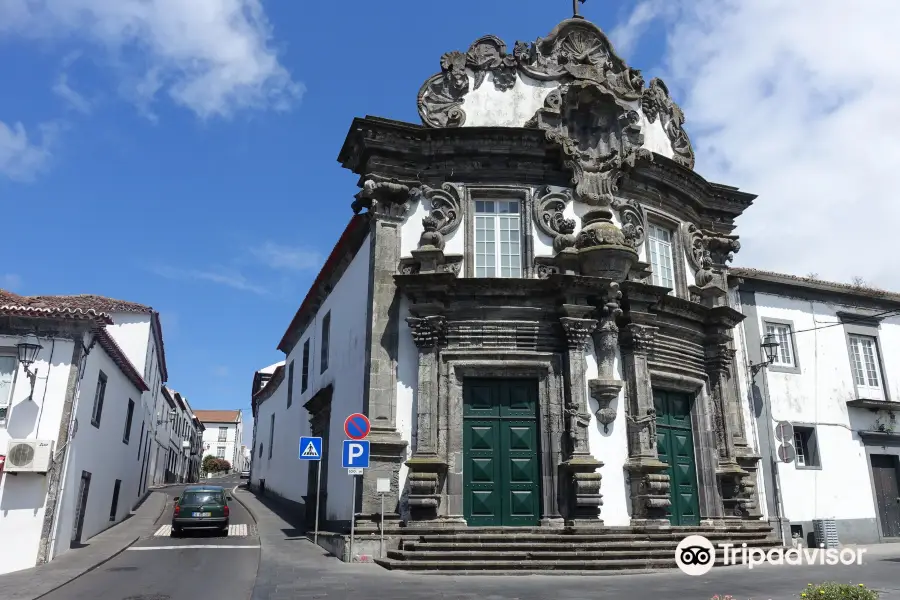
800, 582, 878, 599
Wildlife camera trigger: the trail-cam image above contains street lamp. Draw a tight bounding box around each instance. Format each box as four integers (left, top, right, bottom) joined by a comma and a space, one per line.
751, 334, 781, 374
16, 333, 43, 389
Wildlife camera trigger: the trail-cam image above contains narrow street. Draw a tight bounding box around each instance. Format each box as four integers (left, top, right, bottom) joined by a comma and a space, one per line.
40, 476, 258, 600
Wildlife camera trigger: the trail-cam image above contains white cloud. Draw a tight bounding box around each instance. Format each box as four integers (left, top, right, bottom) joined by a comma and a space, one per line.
53, 73, 92, 114
151, 265, 270, 295
0, 121, 55, 181
250, 242, 322, 271
0, 0, 303, 119
614, 0, 900, 289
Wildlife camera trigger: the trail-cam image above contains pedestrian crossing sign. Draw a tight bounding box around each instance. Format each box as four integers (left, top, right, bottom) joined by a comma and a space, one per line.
299, 436, 323, 461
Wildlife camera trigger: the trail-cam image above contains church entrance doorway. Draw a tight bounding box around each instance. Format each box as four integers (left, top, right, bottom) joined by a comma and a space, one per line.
462, 378, 541, 526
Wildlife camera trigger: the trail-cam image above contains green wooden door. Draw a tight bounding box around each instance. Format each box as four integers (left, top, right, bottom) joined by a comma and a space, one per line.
463, 379, 541, 526
654, 389, 701, 526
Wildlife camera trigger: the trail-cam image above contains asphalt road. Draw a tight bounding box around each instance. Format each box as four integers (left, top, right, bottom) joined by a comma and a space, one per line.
41, 475, 259, 600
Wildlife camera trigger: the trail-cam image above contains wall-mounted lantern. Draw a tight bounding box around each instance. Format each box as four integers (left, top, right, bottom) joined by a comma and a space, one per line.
750, 334, 780, 375
16, 333, 43, 390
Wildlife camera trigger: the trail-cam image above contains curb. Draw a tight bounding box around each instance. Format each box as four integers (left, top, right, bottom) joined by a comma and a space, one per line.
231, 486, 261, 526
30, 492, 168, 600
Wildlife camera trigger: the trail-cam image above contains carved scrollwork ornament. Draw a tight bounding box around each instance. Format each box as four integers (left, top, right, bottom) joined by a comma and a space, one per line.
533, 186, 576, 252
601, 281, 624, 320
620, 324, 656, 354
351, 177, 411, 218
412, 183, 464, 250
611, 197, 646, 248
641, 78, 695, 170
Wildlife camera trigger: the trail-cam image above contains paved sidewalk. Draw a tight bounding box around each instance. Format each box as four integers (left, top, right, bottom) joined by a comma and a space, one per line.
0, 491, 168, 600
233, 486, 900, 600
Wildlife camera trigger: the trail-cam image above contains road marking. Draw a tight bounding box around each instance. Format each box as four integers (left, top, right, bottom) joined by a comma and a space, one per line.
128, 545, 260, 551
154, 524, 250, 536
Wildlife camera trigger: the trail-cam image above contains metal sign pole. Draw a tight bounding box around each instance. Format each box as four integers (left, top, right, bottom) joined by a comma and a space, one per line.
314, 460, 322, 545
380, 492, 385, 558
349, 474, 357, 563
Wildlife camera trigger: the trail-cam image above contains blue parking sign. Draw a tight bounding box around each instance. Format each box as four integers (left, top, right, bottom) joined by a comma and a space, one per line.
341, 440, 370, 469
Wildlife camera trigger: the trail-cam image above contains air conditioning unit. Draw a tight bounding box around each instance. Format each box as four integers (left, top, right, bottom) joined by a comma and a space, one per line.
4, 440, 54, 473
182, 440, 191, 449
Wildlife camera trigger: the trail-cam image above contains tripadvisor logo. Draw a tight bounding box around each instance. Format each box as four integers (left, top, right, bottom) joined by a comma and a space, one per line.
675, 535, 867, 576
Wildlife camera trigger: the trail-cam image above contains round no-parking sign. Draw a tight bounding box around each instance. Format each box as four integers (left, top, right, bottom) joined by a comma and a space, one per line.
344, 413, 370, 440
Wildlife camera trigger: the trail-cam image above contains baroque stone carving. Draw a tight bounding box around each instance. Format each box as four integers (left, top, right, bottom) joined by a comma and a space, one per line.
681, 223, 741, 287
406, 316, 447, 349
351, 176, 411, 218
641, 78, 695, 169
560, 317, 597, 350
527, 84, 646, 207
412, 183, 464, 250
611, 197, 646, 249
417, 36, 518, 128
416, 19, 696, 172
533, 186, 576, 252
620, 323, 656, 355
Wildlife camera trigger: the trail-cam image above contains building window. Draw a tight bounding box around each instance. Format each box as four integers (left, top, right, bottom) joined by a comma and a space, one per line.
91, 371, 107, 427
259, 443, 263, 458
268, 414, 275, 460
123, 399, 135, 444
321, 312, 331, 373
792, 426, 821, 468
218, 426, 228, 442
765, 322, 796, 368
0, 354, 15, 428
848, 334, 882, 395
474, 200, 521, 278
287, 360, 294, 408
137, 421, 145, 459
217, 446, 226, 459
109, 479, 122, 521
301, 339, 310, 392
647, 223, 675, 291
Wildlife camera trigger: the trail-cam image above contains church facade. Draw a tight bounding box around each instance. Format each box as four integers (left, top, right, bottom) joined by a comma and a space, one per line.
251, 14, 774, 554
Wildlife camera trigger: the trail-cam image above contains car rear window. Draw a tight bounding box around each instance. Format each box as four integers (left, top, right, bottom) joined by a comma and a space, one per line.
180, 492, 224, 505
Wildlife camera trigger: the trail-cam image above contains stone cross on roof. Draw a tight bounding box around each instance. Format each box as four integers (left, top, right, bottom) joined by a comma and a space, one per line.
573, 0, 586, 18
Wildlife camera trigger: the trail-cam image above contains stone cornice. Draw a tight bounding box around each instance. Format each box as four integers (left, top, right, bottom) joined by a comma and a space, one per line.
337, 117, 754, 221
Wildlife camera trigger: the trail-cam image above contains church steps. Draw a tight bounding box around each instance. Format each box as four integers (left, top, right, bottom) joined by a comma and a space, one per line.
401, 539, 781, 552
373, 556, 773, 572
397, 531, 777, 544
387, 545, 781, 561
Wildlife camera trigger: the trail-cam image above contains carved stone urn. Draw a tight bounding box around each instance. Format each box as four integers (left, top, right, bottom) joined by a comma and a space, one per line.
575, 208, 639, 280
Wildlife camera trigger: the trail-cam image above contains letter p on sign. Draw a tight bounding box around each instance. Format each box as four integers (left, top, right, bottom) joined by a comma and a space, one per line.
342, 440, 370, 469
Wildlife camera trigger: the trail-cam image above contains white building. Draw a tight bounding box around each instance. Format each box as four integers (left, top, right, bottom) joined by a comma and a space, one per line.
0, 290, 173, 574
161, 388, 202, 483
195, 410, 243, 473
732, 268, 900, 545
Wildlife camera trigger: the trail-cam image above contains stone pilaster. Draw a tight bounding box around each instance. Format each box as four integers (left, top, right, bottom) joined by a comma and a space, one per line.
558, 314, 604, 525
619, 323, 671, 525
704, 338, 747, 521
404, 315, 456, 526
352, 177, 411, 527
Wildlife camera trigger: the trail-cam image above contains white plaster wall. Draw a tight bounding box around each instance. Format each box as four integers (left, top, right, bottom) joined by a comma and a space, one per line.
396, 294, 417, 515
52, 339, 146, 566
105, 314, 151, 376
747, 291, 900, 524
584, 342, 631, 524
253, 233, 371, 522
0, 336, 75, 574
201, 423, 239, 470
458, 73, 677, 161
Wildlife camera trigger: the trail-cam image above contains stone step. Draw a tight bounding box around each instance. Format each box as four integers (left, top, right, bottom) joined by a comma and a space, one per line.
374, 557, 750, 572
388, 546, 781, 561
406, 531, 777, 544
401, 539, 782, 552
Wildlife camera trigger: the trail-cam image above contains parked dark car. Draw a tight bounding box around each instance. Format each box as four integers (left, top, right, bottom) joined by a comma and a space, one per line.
171, 486, 230, 535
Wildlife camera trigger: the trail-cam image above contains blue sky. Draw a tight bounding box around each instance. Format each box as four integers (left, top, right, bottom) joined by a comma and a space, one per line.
0, 0, 663, 432
3, 0, 895, 438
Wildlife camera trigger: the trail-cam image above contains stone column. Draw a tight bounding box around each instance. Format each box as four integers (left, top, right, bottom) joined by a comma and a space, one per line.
404, 315, 458, 526
559, 312, 604, 526
619, 323, 671, 525
352, 177, 410, 528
